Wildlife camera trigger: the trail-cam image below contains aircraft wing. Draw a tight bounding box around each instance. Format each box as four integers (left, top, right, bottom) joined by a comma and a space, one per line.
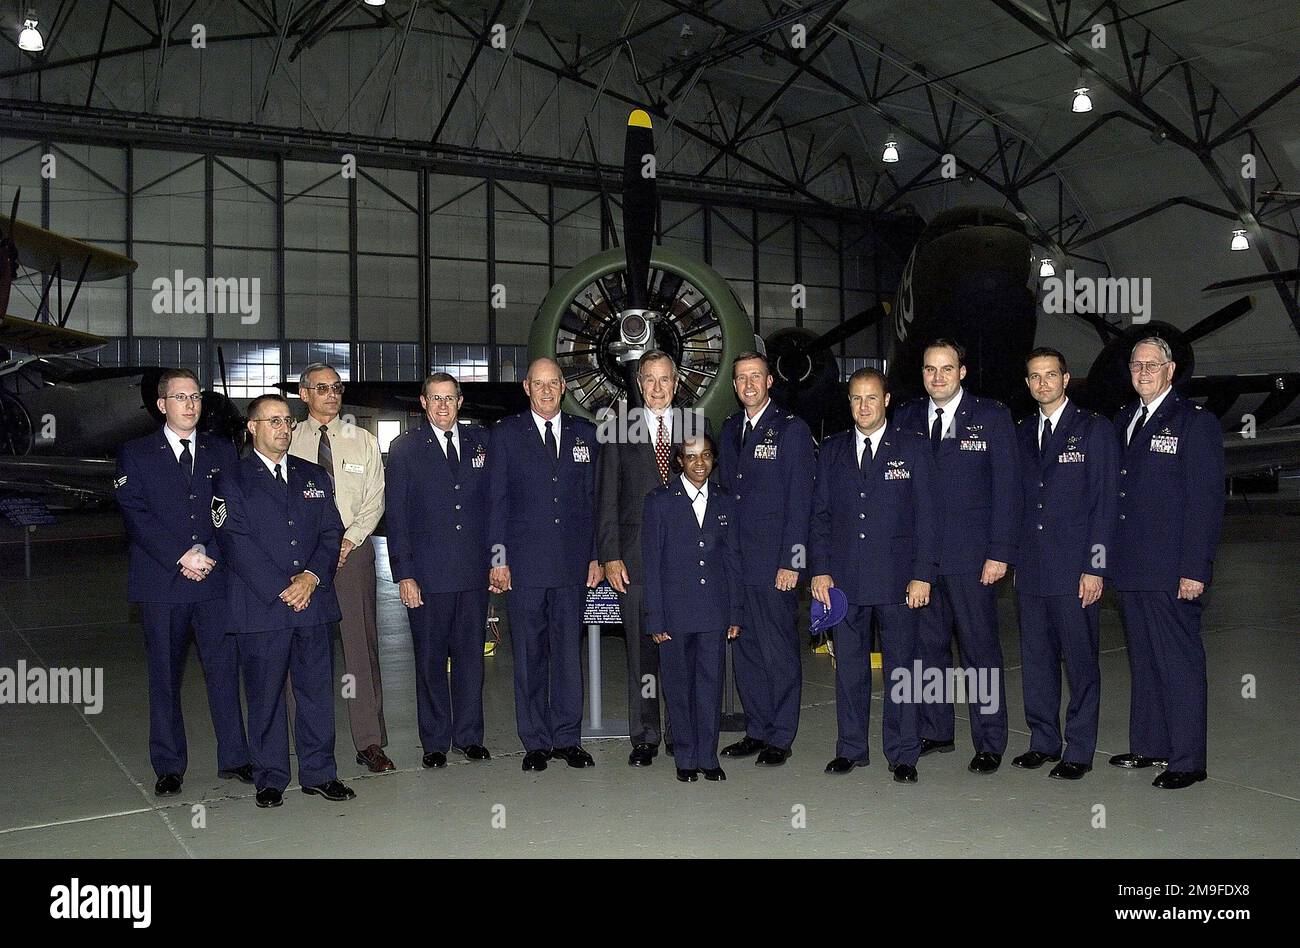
1223, 426, 1300, 477
0, 455, 116, 504
0, 215, 137, 282
0, 314, 108, 355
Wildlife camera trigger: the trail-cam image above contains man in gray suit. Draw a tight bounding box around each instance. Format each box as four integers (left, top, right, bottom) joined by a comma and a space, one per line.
596, 350, 708, 767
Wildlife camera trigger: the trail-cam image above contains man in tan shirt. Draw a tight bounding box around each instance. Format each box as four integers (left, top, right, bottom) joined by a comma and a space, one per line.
289, 362, 393, 772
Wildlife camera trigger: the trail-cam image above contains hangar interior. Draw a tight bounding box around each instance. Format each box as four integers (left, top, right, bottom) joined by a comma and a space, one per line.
0, 0, 1297, 858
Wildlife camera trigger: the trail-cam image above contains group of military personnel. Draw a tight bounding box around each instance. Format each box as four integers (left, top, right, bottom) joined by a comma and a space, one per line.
115, 332, 1224, 805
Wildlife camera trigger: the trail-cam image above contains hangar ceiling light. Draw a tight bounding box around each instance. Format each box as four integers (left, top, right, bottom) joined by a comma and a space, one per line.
1231, 229, 1250, 251
881, 135, 899, 163
17, 16, 43, 52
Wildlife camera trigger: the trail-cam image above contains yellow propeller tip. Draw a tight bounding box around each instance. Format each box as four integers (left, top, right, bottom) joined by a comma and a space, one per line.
628, 109, 653, 129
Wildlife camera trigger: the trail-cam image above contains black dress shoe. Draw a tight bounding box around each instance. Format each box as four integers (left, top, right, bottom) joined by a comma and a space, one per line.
1012, 750, 1061, 770
665, 742, 675, 757
217, 764, 254, 784
676, 768, 699, 782
422, 752, 447, 769
892, 763, 919, 783
919, 738, 955, 756
1049, 761, 1092, 780
522, 750, 549, 772
701, 767, 726, 781
1153, 769, 1207, 790
756, 746, 790, 766
824, 756, 868, 775
454, 744, 491, 761
628, 742, 658, 767
968, 751, 1002, 774
721, 735, 767, 758
1109, 753, 1168, 769
302, 779, 356, 801
552, 745, 595, 768
154, 773, 183, 796
255, 787, 283, 808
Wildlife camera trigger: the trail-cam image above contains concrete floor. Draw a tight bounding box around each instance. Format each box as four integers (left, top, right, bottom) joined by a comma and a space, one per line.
0, 493, 1296, 859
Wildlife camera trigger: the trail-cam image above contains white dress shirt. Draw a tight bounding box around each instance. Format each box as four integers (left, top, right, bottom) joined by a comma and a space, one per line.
1127, 386, 1171, 443
162, 424, 197, 473
532, 409, 561, 454
743, 398, 771, 431
855, 423, 887, 467
927, 387, 964, 440
680, 474, 709, 528
1039, 398, 1069, 449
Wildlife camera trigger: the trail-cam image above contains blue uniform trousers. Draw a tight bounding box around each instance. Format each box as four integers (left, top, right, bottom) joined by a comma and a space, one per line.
733, 585, 802, 749
658, 630, 726, 771
139, 600, 248, 776
1017, 591, 1101, 764
1118, 591, 1207, 772
509, 584, 585, 751
239, 623, 338, 791
835, 603, 921, 767
916, 571, 1008, 754
408, 589, 487, 754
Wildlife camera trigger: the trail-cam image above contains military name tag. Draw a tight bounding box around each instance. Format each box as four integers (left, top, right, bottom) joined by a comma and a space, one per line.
754, 443, 778, 460
1150, 435, 1179, 454
210, 496, 227, 527
572, 445, 591, 463
1057, 451, 1086, 463
959, 439, 987, 451
342, 462, 364, 474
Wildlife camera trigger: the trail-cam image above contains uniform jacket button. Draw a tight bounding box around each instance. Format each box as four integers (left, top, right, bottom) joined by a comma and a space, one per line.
858, 533, 866, 539
1037, 524, 1043, 530
291, 539, 298, 545
1119, 513, 1126, 520
454, 484, 460, 490
454, 504, 461, 510
858, 512, 865, 519
699, 578, 706, 584
698, 540, 704, 548
1120, 469, 1127, 475
191, 534, 198, 541
699, 560, 705, 566
293, 560, 301, 566
736, 473, 743, 479
1036, 503, 1043, 509
1119, 491, 1125, 498
455, 524, 462, 530
554, 518, 560, 524
859, 492, 865, 498
287, 520, 294, 525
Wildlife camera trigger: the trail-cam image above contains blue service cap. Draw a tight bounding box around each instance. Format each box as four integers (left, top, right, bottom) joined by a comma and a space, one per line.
809, 586, 848, 634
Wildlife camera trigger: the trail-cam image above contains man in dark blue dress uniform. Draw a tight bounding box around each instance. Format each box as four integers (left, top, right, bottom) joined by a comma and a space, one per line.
1011, 348, 1117, 780
1110, 337, 1224, 790
115, 368, 250, 796
386, 373, 492, 768
893, 339, 1018, 775
810, 368, 939, 783
716, 352, 816, 767
488, 358, 603, 772
211, 393, 355, 808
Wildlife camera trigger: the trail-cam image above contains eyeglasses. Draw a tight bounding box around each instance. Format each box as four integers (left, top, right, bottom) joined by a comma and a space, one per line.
305, 382, 345, 395
163, 393, 203, 405
426, 394, 459, 405
1128, 361, 1169, 374
253, 416, 297, 430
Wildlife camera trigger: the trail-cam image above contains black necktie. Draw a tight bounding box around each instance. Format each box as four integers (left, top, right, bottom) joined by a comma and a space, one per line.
1128, 405, 1148, 446
178, 438, 193, 486
273, 461, 287, 496
930, 407, 944, 454
1040, 418, 1052, 458
444, 429, 459, 471
544, 420, 558, 460
317, 424, 334, 483
860, 435, 872, 473
742, 419, 754, 449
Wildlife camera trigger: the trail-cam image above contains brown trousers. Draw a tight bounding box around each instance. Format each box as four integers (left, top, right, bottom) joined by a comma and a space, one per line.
288, 538, 386, 752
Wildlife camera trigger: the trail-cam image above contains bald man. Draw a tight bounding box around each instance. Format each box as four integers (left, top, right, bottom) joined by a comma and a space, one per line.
488, 359, 604, 771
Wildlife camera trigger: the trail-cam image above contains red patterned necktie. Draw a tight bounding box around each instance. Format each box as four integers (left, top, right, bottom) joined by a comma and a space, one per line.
655, 414, 670, 485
